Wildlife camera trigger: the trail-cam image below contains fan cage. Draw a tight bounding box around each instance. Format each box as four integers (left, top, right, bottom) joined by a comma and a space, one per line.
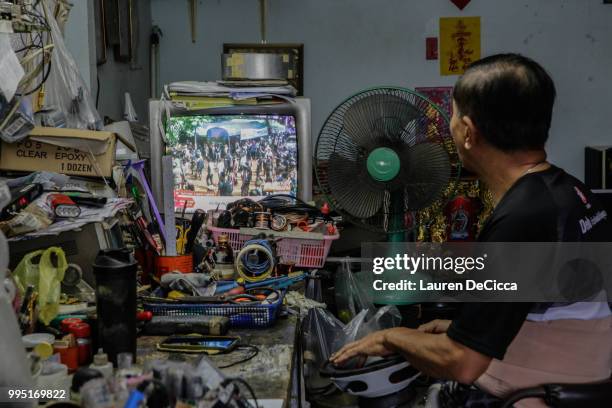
314, 87, 461, 233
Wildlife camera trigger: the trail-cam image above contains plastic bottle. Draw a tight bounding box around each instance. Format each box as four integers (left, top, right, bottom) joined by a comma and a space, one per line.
92, 248, 138, 366
216, 234, 234, 264
89, 349, 113, 380
114, 352, 142, 408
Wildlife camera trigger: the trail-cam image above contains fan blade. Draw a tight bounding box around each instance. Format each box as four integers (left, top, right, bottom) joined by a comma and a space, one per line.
343, 93, 421, 149
399, 143, 451, 210
328, 153, 384, 219
316, 121, 362, 162
333, 131, 361, 161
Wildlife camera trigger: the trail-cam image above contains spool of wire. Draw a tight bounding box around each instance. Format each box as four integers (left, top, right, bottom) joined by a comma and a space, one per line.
270, 214, 288, 231
254, 212, 271, 229
235, 238, 275, 282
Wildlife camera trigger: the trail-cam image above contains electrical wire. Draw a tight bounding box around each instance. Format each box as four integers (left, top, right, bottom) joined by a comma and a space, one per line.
217, 345, 259, 369
96, 74, 100, 108
13, 3, 53, 97
235, 238, 275, 282
225, 378, 259, 408
259, 194, 324, 218
17, 56, 51, 96
283, 213, 309, 224
254, 211, 270, 229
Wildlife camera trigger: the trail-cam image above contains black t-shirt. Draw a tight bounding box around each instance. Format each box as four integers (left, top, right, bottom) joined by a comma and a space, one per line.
447, 165, 611, 360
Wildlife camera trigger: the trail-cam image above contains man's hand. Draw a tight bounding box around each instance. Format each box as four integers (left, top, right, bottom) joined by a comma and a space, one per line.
329, 329, 395, 366
418, 319, 451, 334
329, 325, 492, 384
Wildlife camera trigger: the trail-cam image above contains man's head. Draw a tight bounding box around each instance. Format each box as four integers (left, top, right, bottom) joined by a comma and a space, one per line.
450, 53, 556, 172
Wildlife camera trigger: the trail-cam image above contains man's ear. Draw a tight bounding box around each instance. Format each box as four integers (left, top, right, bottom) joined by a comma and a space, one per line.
461, 116, 479, 150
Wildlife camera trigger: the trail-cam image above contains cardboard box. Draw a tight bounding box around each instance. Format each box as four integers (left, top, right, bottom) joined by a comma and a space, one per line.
0, 127, 135, 178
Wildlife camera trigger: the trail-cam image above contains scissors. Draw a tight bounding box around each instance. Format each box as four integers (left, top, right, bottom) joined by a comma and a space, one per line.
176, 224, 191, 255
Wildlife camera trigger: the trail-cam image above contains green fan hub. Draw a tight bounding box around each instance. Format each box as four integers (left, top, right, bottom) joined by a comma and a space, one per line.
366, 147, 400, 182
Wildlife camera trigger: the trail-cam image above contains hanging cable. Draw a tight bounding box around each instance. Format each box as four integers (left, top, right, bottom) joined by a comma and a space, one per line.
96, 74, 100, 108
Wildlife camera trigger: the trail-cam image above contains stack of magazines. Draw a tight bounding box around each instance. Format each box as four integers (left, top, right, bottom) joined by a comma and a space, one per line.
164, 81, 297, 110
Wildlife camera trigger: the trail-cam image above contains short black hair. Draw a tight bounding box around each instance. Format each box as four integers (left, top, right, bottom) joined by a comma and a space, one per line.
453, 53, 556, 151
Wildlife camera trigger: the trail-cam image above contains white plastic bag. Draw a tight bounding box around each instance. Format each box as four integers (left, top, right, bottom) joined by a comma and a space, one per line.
0, 181, 35, 406
43, 1, 101, 129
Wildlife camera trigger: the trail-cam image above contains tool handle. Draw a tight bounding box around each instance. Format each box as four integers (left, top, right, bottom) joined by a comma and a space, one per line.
185, 209, 206, 254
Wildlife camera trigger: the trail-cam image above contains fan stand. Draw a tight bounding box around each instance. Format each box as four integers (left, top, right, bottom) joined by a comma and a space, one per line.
365, 147, 407, 242
315, 87, 460, 305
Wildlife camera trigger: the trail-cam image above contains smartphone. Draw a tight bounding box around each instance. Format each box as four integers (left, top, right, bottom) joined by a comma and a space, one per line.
157, 335, 240, 354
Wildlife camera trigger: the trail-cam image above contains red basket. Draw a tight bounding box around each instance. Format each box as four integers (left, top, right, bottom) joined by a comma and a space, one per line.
207, 225, 339, 268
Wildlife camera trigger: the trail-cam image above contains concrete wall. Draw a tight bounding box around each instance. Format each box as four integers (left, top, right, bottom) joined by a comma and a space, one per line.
96, 0, 152, 122
150, 0, 612, 180
63, 0, 96, 90
64, 0, 152, 123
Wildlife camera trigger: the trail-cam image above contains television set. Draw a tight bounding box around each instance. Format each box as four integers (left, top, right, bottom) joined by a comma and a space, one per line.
149, 98, 312, 213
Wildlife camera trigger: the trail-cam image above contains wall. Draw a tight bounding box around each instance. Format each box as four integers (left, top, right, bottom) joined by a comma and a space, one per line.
64, 0, 96, 90
64, 0, 152, 123
150, 0, 612, 180
96, 0, 152, 122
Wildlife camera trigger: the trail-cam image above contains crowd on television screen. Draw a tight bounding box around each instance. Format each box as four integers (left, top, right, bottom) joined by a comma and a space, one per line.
170, 128, 298, 197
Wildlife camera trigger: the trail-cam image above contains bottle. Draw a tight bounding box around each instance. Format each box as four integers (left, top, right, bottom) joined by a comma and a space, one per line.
114, 352, 142, 408
215, 234, 234, 264
92, 248, 138, 366
89, 349, 113, 380
69, 322, 92, 365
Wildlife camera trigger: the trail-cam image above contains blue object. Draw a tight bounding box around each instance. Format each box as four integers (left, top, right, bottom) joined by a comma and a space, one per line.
238, 238, 274, 278
143, 292, 285, 329
214, 273, 306, 294
124, 390, 145, 408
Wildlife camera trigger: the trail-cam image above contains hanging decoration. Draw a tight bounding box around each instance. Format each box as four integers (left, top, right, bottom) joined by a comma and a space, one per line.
450, 0, 471, 10
440, 16, 481, 76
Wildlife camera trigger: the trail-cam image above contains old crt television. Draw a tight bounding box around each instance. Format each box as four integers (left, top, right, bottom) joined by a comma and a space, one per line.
149, 98, 312, 212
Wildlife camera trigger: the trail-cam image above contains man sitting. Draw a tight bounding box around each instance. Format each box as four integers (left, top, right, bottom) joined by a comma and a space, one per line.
331, 54, 612, 407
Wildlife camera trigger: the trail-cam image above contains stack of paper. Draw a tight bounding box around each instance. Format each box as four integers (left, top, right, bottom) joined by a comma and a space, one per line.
10, 197, 133, 240
164, 81, 297, 110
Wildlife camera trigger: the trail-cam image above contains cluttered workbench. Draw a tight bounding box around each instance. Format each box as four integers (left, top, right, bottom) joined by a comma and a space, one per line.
137, 314, 299, 404
1, 19, 340, 404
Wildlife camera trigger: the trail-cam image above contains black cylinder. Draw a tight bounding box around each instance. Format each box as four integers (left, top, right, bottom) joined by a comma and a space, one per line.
92, 248, 137, 367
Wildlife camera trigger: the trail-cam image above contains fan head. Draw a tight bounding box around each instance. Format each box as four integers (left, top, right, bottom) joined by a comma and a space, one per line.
315, 87, 460, 233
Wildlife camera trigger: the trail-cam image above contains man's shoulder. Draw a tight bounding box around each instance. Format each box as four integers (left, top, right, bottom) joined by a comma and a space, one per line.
479, 174, 558, 242
480, 166, 612, 242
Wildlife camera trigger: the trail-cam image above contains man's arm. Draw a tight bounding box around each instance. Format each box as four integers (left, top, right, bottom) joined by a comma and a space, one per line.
385, 328, 492, 383
331, 302, 533, 384
330, 327, 492, 384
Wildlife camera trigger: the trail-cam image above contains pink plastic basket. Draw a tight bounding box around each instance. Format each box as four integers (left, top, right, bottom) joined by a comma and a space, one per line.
208, 225, 339, 268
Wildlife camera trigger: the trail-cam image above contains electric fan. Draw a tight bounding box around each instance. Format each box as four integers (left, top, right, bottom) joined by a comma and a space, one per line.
315, 87, 461, 240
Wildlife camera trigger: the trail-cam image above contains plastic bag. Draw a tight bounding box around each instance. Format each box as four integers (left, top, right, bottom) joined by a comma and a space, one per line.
331, 305, 401, 356
0, 181, 35, 402
0, 182, 10, 279
305, 268, 401, 361
303, 262, 401, 393
305, 307, 346, 362
13, 246, 67, 325
42, 2, 101, 129
303, 303, 401, 389
13, 249, 45, 293
335, 258, 376, 322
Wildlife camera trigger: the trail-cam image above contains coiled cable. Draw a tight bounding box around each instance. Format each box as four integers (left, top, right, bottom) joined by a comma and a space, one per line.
235, 238, 275, 282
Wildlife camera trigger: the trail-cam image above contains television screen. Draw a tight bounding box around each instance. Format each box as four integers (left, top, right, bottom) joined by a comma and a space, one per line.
165, 114, 298, 211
